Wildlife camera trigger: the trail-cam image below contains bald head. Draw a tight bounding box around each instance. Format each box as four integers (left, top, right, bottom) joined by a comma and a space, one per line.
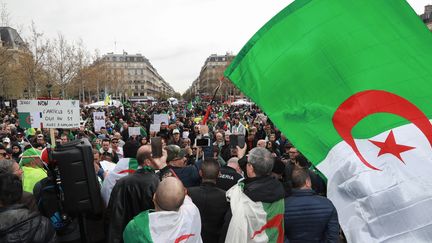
137, 145, 152, 166
154, 177, 186, 212
257, 139, 267, 148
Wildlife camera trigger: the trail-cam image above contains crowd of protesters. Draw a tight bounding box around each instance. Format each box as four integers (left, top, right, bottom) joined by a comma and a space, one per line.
0, 99, 341, 243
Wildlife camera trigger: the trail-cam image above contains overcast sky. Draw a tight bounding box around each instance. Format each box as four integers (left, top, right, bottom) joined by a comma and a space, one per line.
3, 0, 431, 93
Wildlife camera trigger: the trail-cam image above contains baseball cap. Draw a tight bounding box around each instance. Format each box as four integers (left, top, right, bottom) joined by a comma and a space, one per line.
166, 145, 186, 162
3, 137, 10, 143
172, 129, 180, 134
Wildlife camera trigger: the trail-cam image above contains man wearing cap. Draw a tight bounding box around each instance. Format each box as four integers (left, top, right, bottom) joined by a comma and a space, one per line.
15, 132, 25, 150
35, 134, 48, 149
164, 145, 202, 187
168, 128, 182, 147
3, 137, 11, 149
20, 148, 47, 193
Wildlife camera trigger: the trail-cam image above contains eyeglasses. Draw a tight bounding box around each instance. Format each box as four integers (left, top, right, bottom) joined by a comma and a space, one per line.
112, 141, 118, 144
0, 152, 7, 156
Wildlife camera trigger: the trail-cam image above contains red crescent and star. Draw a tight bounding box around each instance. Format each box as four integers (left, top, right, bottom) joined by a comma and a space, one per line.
333, 90, 432, 170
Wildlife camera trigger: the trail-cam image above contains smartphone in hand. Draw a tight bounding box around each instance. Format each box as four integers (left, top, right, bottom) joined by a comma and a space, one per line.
151, 137, 163, 158
195, 138, 210, 147
230, 134, 245, 149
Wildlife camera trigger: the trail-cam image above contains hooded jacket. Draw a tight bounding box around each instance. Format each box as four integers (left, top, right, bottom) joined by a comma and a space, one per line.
0, 204, 57, 243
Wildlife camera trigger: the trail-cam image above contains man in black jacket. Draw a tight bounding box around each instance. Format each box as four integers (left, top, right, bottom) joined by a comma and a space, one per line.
216, 157, 243, 191
284, 168, 339, 243
0, 173, 57, 243
188, 158, 229, 243
105, 144, 167, 243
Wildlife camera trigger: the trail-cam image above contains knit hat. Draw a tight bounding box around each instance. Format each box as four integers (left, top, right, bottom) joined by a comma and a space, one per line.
19, 147, 42, 166
166, 145, 186, 162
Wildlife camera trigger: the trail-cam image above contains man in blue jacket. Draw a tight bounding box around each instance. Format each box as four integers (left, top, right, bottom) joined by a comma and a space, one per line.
284, 168, 339, 243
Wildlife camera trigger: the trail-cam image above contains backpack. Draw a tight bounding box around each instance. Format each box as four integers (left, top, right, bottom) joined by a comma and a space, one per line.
33, 177, 74, 234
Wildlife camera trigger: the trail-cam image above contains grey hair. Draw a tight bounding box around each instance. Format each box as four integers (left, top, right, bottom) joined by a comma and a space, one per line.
0, 159, 16, 174
248, 147, 274, 177
227, 157, 239, 165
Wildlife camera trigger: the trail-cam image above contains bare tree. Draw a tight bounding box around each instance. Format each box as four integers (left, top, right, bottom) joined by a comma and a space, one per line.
0, 1, 10, 27
0, 46, 14, 98
75, 39, 91, 101
47, 33, 78, 98
19, 22, 50, 98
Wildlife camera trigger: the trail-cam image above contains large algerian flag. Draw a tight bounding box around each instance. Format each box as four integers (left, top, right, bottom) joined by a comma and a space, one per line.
123, 196, 202, 243
225, 183, 284, 243
225, 0, 432, 242
100, 157, 138, 206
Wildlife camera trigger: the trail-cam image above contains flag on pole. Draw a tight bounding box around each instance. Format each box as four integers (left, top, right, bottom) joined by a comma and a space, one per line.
225, 0, 432, 242
104, 94, 111, 106
187, 101, 193, 110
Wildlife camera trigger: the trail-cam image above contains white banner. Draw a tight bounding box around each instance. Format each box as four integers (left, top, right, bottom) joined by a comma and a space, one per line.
93, 112, 105, 132
153, 114, 169, 126
128, 127, 140, 137
150, 124, 161, 132
17, 100, 80, 128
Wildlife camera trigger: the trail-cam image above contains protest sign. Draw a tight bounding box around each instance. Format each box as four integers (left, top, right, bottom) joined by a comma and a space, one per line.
150, 124, 161, 132
17, 100, 80, 128
153, 114, 169, 125
93, 112, 105, 132
128, 127, 140, 137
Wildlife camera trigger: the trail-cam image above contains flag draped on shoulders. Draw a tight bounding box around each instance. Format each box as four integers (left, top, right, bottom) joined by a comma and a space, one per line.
225, 0, 432, 242
101, 157, 138, 205
225, 183, 284, 243
123, 196, 202, 243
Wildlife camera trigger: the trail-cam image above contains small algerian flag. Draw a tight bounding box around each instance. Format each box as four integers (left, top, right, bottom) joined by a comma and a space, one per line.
18, 112, 42, 129
225, 0, 432, 242
187, 102, 193, 110
225, 183, 284, 243
101, 157, 138, 206
123, 196, 202, 243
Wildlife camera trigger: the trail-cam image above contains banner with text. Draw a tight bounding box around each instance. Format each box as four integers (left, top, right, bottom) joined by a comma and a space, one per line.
153, 114, 169, 126
17, 100, 80, 128
93, 112, 106, 132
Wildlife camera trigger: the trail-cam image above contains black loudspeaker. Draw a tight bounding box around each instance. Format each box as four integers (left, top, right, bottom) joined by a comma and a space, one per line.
52, 138, 102, 215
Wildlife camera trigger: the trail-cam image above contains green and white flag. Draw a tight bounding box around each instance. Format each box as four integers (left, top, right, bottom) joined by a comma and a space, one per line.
101, 157, 138, 206
18, 112, 42, 128
225, 183, 284, 243
226, 0, 432, 242
123, 196, 202, 243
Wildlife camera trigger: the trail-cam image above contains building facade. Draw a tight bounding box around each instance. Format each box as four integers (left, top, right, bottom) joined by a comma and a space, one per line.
0, 27, 28, 99
420, 5, 432, 30
185, 53, 241, 101
101, 52, 174, 100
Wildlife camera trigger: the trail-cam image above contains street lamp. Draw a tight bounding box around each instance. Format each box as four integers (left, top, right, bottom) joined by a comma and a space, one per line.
46, 84, 52, 98
23, 88, 29, 99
